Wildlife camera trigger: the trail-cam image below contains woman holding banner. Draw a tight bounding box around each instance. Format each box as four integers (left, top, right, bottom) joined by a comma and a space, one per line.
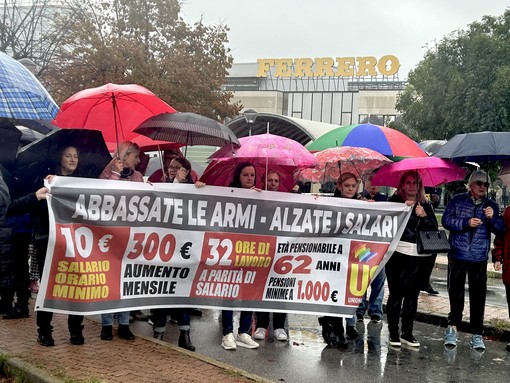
7, 146, 85, 346
150, 156, 205, 351
99, 141, 143, 341
221, 162, 260, 350
253, 170, 289, 342
386, 171, 437, 348
318, 172, 361, 348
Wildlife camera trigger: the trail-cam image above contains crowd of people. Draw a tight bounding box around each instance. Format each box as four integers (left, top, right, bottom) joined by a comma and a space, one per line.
0, 136, 509, 357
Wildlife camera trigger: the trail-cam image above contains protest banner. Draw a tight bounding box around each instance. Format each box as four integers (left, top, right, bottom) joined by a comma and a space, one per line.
35, 177, 411, 317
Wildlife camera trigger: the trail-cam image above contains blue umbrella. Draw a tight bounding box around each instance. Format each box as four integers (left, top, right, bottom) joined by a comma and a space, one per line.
0, 52, 59, 120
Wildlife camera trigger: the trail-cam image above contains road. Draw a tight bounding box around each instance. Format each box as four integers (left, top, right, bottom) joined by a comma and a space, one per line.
128, 307, 510, 383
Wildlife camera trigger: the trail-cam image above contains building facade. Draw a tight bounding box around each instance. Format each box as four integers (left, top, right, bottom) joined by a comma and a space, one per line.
223, 56, 406, 127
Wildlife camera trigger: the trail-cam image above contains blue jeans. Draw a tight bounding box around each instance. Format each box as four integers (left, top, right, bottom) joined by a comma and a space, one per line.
356, 267, 386, 318
101, 311, 130, 326
222, 310, 252, 335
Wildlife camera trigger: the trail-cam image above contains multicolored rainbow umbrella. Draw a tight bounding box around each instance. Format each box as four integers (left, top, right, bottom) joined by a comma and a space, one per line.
306, 123, 427, 159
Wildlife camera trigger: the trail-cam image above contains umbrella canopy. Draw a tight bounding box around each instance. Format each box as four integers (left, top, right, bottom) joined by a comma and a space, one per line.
371, 157, 466, 188
134, 112, 240, 147
419, 140, 447, 156
498, 161, 510, 188
209, 133, 316, 168
106, 134, 184, 152
200, 159, 297, 192
14, 129, 112, 193
0, 120, 22, 166
307, 123, 427, 158
434, 131, 510, 162
295, 146, 391, 183
0, 52, 59, 120
52, 83, 176, 148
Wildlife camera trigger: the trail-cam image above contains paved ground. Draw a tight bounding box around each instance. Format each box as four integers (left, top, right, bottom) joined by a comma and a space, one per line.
0, 256, 509, 383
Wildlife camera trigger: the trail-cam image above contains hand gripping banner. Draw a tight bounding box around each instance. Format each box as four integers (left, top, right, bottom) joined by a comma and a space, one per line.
36, 177, 411, 317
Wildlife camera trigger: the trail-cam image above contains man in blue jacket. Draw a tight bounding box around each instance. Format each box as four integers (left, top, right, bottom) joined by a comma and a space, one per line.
442, 170, 504, 351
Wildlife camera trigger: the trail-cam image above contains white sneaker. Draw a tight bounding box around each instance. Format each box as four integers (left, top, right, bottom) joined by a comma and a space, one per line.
274, 328, 288, 341
221, 333, 237, 350
236, 333, 260, 349
253, 327, 266, 340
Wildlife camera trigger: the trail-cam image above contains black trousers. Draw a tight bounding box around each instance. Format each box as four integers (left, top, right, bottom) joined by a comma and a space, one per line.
12, 232, 31, 306
447, 258, 487, 335
386, 251, 429, 336
35, 238, 83, 335
255, 312, 286, 329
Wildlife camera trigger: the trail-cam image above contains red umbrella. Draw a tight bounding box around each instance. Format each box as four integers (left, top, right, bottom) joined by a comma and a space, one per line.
296, 146, 392, 183
371, 157, 466, 187
52, 83, 176, 148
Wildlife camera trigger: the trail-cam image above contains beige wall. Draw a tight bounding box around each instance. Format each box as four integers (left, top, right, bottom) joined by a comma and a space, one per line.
230, 91, 284, 113
358, 90, 400, 115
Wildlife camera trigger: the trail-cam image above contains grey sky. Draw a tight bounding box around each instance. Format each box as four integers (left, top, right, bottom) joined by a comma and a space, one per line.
181, 0, 509, 79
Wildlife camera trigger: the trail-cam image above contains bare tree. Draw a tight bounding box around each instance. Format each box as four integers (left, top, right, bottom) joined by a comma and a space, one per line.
0, 0, 77, 76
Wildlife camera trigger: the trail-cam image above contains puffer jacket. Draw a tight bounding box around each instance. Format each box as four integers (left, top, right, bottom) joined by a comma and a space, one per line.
491, 206, 510, 286
442, 192, 504, 262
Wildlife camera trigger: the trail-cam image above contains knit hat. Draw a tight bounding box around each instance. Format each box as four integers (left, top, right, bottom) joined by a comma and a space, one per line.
468, 170, 490, 185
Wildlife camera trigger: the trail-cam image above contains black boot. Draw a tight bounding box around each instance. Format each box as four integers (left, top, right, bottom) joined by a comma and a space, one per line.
70, 325, 85, 345
318, 316, 347, 349
346, 325, 359, 340
118, 324, 135, 340
100, 325, 113, 341
153, 331, 164, 340
178, 330, 195, 351
3, 304, 29, 319
37, 330, 55, 347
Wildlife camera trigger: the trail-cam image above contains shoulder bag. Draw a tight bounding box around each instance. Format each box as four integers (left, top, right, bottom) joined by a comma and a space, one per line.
416, 223, 450, 254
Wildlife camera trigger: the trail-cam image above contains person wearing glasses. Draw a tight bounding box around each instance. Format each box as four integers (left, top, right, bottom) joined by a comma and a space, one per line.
442, 170, 504, 351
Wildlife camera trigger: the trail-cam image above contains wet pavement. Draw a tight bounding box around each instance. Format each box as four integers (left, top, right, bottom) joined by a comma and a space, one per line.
1, 255, 510, 382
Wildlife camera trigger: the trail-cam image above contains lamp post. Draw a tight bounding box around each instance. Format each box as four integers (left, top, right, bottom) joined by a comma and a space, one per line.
243, 108, 257, 136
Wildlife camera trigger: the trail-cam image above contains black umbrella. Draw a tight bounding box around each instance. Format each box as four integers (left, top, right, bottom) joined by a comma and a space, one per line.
434, 131, 510, 162
0, 119, 22, 167
134, 112, 240, 147
14, 129, 112, 193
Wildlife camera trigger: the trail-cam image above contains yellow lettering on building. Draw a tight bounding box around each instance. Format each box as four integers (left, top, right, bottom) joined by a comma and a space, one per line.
274, 59, 293, 78
293, 58, 314, 77
336, 57, 355, 77
256, 55, 400, 77
356, 56, 378, 76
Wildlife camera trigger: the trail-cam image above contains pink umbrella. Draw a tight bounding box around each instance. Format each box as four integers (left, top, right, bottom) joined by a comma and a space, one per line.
207, 133, 316, 190
371, 157, 466, 187
210, 133, 317, 168
200, 159, 297, 192
295, 146, 392, 183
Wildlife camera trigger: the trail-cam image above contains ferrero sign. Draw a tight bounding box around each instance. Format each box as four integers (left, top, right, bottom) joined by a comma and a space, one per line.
256, 55, 400, 78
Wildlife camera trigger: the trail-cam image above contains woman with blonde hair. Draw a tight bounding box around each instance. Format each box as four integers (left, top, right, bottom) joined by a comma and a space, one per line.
99, 141, 142, 341
386, 170, 437, 348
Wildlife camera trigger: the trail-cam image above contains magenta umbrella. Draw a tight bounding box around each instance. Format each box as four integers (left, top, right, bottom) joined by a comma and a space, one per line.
295, 146, 392, 183
371, 157, 466, 187
210, 133, 317, 168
